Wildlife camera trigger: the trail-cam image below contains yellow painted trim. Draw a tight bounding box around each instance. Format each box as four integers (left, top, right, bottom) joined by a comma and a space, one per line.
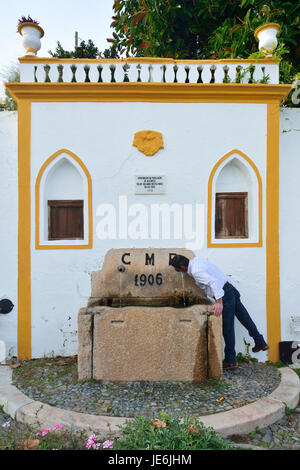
254, 23, 280, 38
35, 148, 93, 250
26, 48, 37, 55
18, 56, 280, 64
266, 103, 281, 362
5, 83, 291, 105
18, 100, 31, 360
207, 149, 263, 248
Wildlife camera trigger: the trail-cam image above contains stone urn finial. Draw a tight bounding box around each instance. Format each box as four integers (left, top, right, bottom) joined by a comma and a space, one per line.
254, 23, 280, 57
17, 16, 44, 56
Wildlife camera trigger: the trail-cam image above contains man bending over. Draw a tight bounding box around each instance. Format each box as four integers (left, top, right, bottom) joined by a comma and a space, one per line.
170, 254, 269, 370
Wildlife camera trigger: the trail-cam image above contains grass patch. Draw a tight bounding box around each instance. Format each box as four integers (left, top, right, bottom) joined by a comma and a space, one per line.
12, 356, 78, 392
264, 360, 289, 368
236, 352, 258, 364
204, 379, 230, 392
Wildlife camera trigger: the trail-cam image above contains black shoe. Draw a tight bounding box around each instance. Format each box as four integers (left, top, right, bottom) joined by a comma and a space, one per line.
223, 360, 237, 370
252, 344, 269, 353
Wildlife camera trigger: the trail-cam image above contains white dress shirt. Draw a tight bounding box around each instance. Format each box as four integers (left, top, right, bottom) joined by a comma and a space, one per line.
187, 257, 227, 300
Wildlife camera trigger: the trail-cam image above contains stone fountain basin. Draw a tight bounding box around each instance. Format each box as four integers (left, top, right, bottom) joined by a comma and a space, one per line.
78, 304, 222, 383
78, 249, 223, 383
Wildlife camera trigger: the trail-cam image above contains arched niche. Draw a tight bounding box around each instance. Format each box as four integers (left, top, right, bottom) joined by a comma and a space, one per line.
35, 149, 92, 249
207, 149, 262, 247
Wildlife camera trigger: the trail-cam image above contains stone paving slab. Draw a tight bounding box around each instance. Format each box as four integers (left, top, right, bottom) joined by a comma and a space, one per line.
198, 396, 285, 437
0, 365, 299, 438
15, 401, 128, 436
0, 366, 34, 419
269, 367, 300, 409
0, 366, 12, 384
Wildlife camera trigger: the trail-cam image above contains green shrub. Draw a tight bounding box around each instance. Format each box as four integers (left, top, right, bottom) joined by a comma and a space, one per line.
113, 413, 234, 450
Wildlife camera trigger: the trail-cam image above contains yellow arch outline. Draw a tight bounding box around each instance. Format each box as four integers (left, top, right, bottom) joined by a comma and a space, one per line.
207, 149, 263, 248
35, 148, 93, 249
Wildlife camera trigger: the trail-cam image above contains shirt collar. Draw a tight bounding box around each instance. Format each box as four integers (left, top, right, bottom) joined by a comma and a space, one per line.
187, 260, 192, 276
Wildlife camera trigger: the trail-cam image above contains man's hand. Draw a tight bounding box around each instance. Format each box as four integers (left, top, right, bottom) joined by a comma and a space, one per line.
213, 298, 223, 317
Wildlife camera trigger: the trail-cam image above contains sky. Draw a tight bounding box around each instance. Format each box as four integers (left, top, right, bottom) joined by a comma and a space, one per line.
0, 0, 115, 96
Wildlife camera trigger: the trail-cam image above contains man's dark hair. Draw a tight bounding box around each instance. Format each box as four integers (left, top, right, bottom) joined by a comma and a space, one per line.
170, 254, 189, 268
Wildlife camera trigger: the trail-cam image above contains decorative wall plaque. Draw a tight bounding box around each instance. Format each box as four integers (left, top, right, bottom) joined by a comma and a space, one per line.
133, 130, 164, 156
135, 175, 166, 194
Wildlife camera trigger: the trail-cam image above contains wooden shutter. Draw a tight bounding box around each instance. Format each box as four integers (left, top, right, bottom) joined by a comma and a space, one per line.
48, 200, 84, 240
215, 192, 248, 238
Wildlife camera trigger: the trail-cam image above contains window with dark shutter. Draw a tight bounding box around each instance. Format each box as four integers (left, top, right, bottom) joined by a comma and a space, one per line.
215, 192, 248, 239
48, 200, 84, 240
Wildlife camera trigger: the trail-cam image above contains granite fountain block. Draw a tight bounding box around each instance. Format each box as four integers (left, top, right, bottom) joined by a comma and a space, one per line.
78, 249, 222, 382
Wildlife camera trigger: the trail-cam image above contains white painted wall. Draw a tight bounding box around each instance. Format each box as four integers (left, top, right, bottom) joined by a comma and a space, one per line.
279, 107, 300, 343
0, 104, 299, 360
29, 101, 268, 358
0, 111, 18, 357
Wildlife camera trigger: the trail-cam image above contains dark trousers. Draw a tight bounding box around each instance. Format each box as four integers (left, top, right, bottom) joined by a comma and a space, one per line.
222, 282, 266, 364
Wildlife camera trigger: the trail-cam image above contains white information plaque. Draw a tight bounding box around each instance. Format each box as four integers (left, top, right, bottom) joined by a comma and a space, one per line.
135, 175, 166, 194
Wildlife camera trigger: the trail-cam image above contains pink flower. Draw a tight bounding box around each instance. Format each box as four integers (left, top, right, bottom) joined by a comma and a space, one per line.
2, 421, 10, 428
53, 424, 61, 430
103, 440, 113, 449
41, 429, 51, 436
86, 434, 102, 450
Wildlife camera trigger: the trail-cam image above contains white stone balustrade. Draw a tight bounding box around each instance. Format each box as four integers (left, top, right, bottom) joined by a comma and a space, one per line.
19, 58, 280, 84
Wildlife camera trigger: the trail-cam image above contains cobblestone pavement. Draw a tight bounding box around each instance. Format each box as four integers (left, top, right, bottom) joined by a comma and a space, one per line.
11, 357, 280, 417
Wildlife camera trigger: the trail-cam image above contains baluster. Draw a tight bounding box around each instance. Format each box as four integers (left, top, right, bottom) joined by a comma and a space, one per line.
98, 63, 111, 82
34, 66, 38, 83
84, 65, 91, 83
87, 64, 98, 82
70, 65, 77, 83
210, 65, 216, 83
184, 66, 190, 83
62, 64, 73, 83
187, 65, 198, 83
57, 64, 64, 82
197, 66, 203, 83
